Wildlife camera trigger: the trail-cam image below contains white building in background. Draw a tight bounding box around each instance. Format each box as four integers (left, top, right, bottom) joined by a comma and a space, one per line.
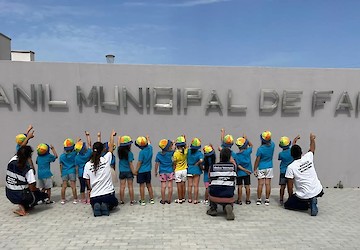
11, 50, 35, 61
0, 33, 11, 60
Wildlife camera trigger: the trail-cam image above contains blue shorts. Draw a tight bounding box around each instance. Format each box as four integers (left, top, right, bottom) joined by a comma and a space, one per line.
119, 171, 134, 180
137, 171, 151, 184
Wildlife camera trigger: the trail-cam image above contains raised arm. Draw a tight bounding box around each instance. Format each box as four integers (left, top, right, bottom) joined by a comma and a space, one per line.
309, 133, 316, 154
50, 144, 58, 158
292, 135, 300, 145
20, 129, 35, 147
220, 128, 225, 143
85, 131, 92, 148
109, 129, 116, 153
97, 132, 101, 142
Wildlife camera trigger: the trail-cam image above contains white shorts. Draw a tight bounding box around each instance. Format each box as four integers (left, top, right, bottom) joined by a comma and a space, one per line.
257, 168, 274, 179
37, 177, 53, 189
175, 169, 187, 183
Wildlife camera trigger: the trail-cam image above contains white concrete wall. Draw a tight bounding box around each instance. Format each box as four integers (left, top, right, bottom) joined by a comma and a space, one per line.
11, 51, 35, 62
1, 61, 359, 187
0, 34, 11, 60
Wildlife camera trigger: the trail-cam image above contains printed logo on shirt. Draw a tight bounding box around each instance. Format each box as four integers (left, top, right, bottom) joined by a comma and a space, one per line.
298, 161, 313, 173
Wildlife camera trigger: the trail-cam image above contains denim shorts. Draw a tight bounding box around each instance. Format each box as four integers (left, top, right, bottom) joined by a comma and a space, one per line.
137, 171, 151, 184
62, 173, 76, 182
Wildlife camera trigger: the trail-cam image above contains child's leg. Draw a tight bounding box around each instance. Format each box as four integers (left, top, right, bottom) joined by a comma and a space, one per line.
265, 178, 271, 199
69, 180, 78, 201
167, 180, 173, 202
181, 182, 186, 200
79, 177, 86, 201
237, 184, 243, 202
280, 184, 286, 202
176, 182, 182, 200
161, 181, 166, 201
257, 178, 264, 199
245, 185, 250, 202
139, 183, 145, 201
119, 179, 126, 202
46, 188, 51, 200
146, 183, 154, 199
61, 180, 67, 200
193, 175, 200, 202
187, 176, 193, 201
128, 179, 135, 201
205, 187, 209, 201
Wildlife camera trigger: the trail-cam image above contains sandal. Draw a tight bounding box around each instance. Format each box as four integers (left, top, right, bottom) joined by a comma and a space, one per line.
160, 200, 166, 205
245, 200, 251, 205
188, 199, 192, 203
194, 200, 198, 204
166, 200, 171, 204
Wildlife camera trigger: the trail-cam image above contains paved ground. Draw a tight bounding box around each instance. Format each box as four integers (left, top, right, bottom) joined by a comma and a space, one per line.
1, 187, 359, 250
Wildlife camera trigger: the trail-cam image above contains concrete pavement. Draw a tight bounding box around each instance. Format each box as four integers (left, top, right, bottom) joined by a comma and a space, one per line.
1, 187, 359, 250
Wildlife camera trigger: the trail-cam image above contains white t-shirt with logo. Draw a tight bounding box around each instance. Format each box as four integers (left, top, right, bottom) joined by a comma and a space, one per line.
83, 152, 115, 198
285, 151, 322, 199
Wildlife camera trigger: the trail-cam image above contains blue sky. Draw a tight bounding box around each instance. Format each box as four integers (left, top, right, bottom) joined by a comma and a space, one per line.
1, 0, 360, 68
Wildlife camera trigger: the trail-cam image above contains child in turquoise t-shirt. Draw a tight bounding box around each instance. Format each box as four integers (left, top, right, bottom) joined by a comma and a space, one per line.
155, 139, 174, 204
36, 143, 58, 203
60, 138, 78, 204
254, 131, 275, 206
135, 135, 155, 206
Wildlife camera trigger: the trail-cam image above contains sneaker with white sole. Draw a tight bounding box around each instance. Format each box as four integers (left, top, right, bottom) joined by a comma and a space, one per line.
256, 199, 261, 205
265, 199, 270, 206
149, 199, 155, 204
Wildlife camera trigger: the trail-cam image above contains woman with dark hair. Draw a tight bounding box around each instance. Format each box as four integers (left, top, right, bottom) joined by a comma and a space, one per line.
83, 130, 119, 217
6, 144, 48, 216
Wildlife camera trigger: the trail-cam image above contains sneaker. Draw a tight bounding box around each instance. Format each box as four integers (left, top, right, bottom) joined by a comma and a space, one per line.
73, 200, 78, 204
310, 197, 318, 216
140, 200, 146, 206
45, 200, 55, 204
206, 208, 217, 216
245, 200, 251, 205
120, 200, 125, 205
61, 200, 66, 205
130, 200, 135, 206
225, 204, 235, 220
93, 203, 102, 217
160, 200, 166, 205
149, 199, 155, 204
204, 200, 209, 205
256, 199, 261, 205
100, 203, 109, 216
265, 199, 270, 206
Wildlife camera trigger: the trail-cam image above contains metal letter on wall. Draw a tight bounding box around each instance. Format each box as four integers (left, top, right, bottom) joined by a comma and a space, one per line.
184, 88, 202, 110
153, 87, 173, 110
100, 86, 119, 111
282, 90, 302, 113
0, 85, 11, 106
356, 92, 360, 115
46, 84, 68, 108
122, 87, 143, 110
259, 89, 279, 112
312, 90, 333, 114
76, 86, 98, 109
228, 89, 247, 113
13, 84, 37, 109
205, 90, 223, 113
336, 91, 353, 111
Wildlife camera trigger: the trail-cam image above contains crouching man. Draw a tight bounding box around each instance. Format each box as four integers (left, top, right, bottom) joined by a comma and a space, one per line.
206, 147, 237, 220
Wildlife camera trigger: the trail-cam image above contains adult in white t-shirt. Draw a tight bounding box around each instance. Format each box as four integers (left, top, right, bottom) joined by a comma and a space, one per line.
83, 130, 118, 217
284, 133, 323, 216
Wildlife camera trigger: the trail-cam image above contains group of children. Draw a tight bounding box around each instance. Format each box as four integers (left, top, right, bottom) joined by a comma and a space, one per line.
15, 125, 298, 207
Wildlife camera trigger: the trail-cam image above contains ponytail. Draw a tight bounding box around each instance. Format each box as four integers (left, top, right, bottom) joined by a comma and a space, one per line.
91, 142, 104, 174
